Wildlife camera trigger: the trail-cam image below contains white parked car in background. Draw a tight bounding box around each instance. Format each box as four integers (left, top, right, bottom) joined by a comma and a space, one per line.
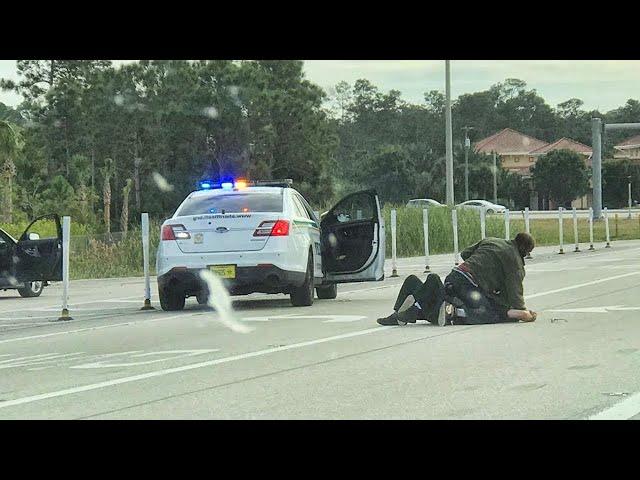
156, 179, 385, 310
406, 198, 444, 208
457, 200, 507, 214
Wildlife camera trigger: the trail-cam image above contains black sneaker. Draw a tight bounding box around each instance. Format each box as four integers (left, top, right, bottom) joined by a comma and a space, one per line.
377, 312, 400, 326
396, 305, 420, 325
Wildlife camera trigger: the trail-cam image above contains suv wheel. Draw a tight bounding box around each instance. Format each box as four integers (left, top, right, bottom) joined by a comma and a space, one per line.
159, 288, 186, 311
290, 253, 314, 307
18, 281, 44, 298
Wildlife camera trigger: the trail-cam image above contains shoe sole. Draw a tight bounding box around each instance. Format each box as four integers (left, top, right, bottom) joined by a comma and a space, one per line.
397, 295, 416, 313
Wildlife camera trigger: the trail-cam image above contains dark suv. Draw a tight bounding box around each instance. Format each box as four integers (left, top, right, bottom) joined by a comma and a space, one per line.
0, 215, 63, 297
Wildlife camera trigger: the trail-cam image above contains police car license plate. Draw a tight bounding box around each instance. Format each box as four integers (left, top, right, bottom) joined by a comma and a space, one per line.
209, 265, 236, 279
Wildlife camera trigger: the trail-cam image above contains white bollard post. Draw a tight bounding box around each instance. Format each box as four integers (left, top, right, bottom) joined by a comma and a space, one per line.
558, 207, 565, 254
524, 207, 532, 259
504, 209, 510, 240
588, 207, 595, 251
141, 212, 155, 310
391, 209, 398, 277
57, 216, 73, 321
480, 208, 486, 239
604, 207, 611, 248
572, 207, 580, 252
423, 208, 430, 272
452, 209, 460, 265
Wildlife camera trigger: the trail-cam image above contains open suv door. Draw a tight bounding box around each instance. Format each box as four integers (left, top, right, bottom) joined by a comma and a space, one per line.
14, 214, 63, 283
320, 190, 385, 283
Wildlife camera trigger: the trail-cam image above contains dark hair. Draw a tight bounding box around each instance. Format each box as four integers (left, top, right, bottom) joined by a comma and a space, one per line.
514, 232, 535, 257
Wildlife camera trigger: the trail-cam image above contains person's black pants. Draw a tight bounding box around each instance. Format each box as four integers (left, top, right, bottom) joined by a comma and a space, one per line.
393, 274, 445, 324
393, 272, 514, 325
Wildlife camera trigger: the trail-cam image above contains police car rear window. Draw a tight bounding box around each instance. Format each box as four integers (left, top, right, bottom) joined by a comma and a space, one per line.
176, 193, 283, 216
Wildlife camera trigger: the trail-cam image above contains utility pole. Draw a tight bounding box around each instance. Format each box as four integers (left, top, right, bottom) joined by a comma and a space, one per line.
462, 126, 474, 201
591, 118, 603, 219
628, 176, 633, 219
445, 60, 454, 206
493, 151, 498, 204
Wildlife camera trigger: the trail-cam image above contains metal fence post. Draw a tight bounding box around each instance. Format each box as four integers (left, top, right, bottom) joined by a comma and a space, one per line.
589, 207, 595, 251
524, 207, 532, 259
558, 207, 565, 254
452, 209, 460, 266
141, 212, 155, 310
504, 209, 510, 240
391, 209, 398, 277
573, 207, 580, 252
480, 208, 486, 239
423, 208, 430, 273
604, 207, 611, 248
56, 216, 73, 321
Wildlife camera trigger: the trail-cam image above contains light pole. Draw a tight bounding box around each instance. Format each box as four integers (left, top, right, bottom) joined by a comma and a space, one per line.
628, 175, 632, 219
445, 60, 454, 206
462, 126, 474, 201
493, 151, 498, 204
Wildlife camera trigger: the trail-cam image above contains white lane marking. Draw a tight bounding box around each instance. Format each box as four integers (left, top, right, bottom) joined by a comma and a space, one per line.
0, 314, 101, 322
242, 314, 365, 323
0, 295, 141, 315
0, 353, 65, 364
70, 349, 219, 369
547, 305, 624, 314
0, 353, 86, 369
323, 316, 366, 323
0, 326, 395, 410
0, 313, 195, 345
547, 305, 640, 314
36, 306, 135, 312
588, 391, 640, 420
527, 272, 640, 299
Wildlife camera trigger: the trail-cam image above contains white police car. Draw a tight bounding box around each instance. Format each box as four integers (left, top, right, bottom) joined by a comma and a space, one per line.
156, 179, 385, 310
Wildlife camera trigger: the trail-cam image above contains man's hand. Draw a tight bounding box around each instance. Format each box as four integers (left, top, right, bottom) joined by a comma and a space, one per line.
507, 309, 537, 322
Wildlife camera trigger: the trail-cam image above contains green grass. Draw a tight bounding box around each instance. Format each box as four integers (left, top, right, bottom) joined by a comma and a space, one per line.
5, 210, 639, 280
383, 206, 640, 258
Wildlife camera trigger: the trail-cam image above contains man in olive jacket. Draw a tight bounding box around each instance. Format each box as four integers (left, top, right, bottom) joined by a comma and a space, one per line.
377, 232, 537, 326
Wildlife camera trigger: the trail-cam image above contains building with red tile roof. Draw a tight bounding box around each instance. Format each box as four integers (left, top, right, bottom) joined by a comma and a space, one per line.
614, 134, 640, 161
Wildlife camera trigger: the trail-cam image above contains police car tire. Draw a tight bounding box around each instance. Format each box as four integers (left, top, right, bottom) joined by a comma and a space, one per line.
18, 281, 44, 298
160, 289, 186, 311
196, 292, 209, 305
290, 253, 314, 307
316, 283, 337, 299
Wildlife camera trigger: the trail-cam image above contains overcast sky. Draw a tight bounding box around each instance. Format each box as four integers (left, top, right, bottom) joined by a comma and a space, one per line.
1, 60, 638, 112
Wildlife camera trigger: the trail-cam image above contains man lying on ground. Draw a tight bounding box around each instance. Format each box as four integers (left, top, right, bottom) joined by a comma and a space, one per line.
377, 232, 538, 326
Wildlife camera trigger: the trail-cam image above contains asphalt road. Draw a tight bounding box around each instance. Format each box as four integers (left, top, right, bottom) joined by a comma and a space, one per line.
1, 239, 640, 419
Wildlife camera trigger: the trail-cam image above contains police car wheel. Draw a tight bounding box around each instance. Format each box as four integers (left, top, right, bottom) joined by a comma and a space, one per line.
290, 253, 314, 307
196, 292, 209, 305
316, 283, 337, 300
159, 288, 186, 311
18, 281, 44, 298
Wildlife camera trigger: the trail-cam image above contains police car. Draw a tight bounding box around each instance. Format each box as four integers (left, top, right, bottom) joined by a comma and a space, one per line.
156, 179, 385, 310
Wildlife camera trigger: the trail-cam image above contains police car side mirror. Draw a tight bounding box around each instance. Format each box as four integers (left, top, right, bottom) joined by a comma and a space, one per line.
28, 233, 40, 241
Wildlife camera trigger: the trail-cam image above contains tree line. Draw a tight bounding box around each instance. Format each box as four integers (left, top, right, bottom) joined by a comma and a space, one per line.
1, 61, 639, 232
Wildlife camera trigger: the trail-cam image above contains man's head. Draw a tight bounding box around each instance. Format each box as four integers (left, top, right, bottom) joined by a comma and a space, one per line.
514, 232, 535, 258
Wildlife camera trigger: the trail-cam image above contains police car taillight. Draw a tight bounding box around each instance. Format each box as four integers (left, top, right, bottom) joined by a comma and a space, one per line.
162, 224, 191, 241
253, 220, 290, 237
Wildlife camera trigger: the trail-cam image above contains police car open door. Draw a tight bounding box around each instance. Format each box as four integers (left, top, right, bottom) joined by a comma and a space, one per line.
320, 189, 385, 283
14, 214, 63, 283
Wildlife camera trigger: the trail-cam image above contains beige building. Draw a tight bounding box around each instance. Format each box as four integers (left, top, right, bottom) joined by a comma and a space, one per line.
474, 129, 593, 209
613, 134, 640, 162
